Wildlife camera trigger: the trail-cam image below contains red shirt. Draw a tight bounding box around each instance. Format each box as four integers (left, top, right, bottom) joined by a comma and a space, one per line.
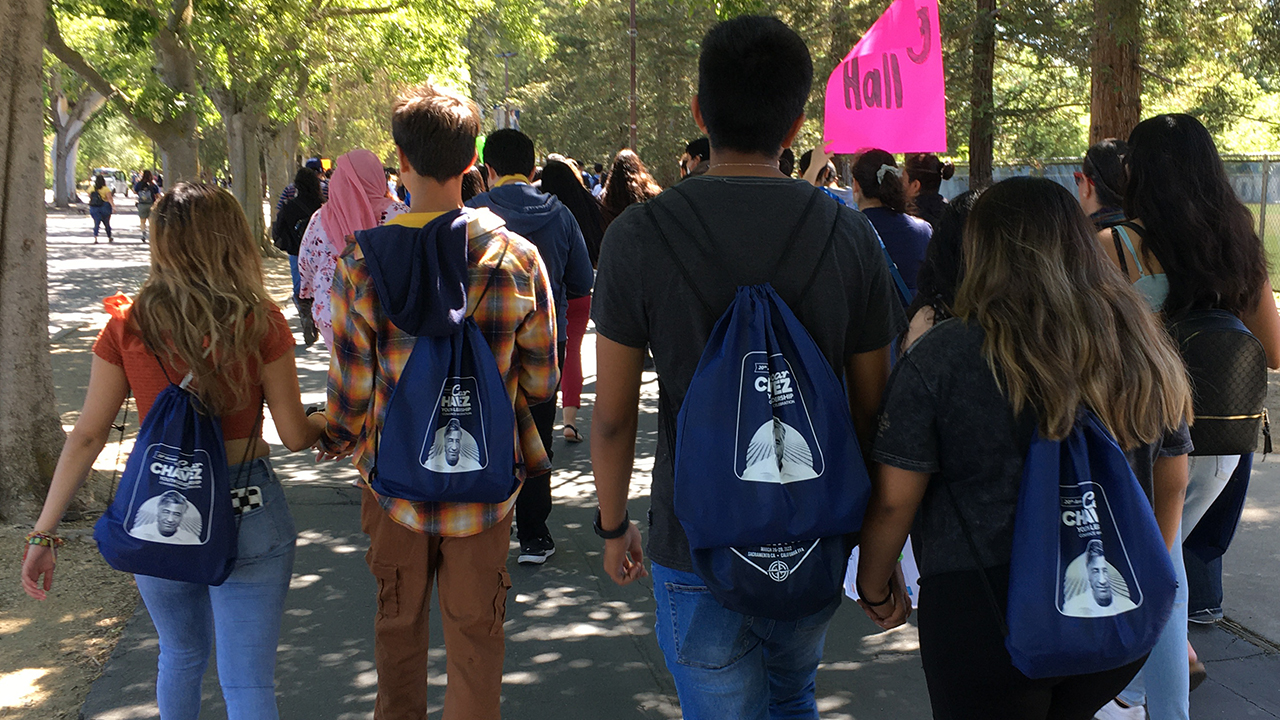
93, 303, 294, 440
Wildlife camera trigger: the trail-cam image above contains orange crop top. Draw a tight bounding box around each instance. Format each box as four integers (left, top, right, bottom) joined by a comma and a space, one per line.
92, 299, 295, 440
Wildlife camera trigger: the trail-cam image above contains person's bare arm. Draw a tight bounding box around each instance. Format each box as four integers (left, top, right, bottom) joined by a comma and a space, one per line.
856, 464, 928, 629
261, 351, 324, 452
1152, 454, 1189, 550
1240, 276, 1280, 369
846, 345, 892, 449
591, 337, 647, 586
22, 356, 129, 599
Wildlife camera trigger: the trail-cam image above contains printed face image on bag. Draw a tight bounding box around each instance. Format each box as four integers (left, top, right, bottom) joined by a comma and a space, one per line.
123, 444, 212, 545
1057, 484, 1141, 618
419, 378, 488, 473
736, 352, 824, 484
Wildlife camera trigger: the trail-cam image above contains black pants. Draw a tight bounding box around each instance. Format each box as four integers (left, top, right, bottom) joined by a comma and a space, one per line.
516, 342, 566, 542
917, 565, 1145, 720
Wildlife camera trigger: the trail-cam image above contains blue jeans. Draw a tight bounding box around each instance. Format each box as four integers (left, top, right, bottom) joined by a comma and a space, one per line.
134, 459, 296, 720
651, 562, 839, 720
287, 254, 301, 300
90, 205, 112, 239
1117, 528, 1189, 719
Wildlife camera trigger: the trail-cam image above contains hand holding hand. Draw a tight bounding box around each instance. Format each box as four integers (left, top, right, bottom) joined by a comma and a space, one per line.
602, 523, 647, 586
857, 562, 912, 630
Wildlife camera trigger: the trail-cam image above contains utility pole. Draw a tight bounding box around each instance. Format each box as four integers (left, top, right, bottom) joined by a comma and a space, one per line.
629, 0, 637, 149
497, 51, 517, 129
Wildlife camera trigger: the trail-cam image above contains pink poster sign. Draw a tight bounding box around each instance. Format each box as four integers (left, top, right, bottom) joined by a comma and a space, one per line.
822, 0, 947, 154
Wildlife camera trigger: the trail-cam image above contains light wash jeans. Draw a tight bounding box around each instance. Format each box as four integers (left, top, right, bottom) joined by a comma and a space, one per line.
651, 562, 839, 720
1181, 455, 1243, 542
1117, 527, 1189, 719
134, 458, 296, 720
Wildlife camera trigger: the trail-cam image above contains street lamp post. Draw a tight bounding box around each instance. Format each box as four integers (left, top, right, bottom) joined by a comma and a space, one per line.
629, 0, 637, 149
497, 50, 518, 129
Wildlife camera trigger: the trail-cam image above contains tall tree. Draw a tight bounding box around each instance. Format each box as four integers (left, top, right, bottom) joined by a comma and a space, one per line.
47, 65, 105, 206
0, 0, 67, 521
44, 0, 201, 181
1090, 0, 1141, 142
969, 0, 997, 187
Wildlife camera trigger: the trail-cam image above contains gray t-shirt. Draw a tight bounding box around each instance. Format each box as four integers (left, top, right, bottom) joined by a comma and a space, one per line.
591, 176, 907, 573
872, 318, 1193, 579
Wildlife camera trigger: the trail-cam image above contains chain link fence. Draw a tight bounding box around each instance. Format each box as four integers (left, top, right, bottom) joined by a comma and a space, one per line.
936, 154, 1280, 283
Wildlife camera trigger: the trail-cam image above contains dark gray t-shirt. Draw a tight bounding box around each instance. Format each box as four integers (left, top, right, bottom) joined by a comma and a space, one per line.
872, 318, 1192, 579
591, 176, 907, 572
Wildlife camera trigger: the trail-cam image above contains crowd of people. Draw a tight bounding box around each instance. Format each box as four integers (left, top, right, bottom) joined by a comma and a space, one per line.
20, 12, 1276, 720
84, 169, 164, 244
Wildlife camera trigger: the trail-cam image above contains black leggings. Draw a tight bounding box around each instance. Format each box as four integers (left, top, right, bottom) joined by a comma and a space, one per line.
917, 565, 1145, 720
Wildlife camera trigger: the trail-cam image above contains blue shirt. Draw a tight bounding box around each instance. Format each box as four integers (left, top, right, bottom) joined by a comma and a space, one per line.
861, 207, 932, 291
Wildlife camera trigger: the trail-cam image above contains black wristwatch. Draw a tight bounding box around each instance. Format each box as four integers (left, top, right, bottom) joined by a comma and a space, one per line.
593, 509, 630, 539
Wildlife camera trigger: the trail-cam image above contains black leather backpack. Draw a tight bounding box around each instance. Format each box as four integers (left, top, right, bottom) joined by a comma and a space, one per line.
1167, 310, 1270, 456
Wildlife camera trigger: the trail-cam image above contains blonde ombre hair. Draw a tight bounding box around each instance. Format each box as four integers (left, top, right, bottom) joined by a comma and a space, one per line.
130, 182, 271, 415
954, 177, 1192, 447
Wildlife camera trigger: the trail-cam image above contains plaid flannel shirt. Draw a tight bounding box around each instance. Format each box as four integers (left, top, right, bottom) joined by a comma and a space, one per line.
320, 208, 558, 536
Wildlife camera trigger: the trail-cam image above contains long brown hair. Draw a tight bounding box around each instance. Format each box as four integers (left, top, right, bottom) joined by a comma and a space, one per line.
602, 149, 661, 217
954, 177, 1192, 447
130, 182, 272, 414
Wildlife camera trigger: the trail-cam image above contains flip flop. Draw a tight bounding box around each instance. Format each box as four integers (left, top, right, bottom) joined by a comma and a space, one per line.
564, 424, 585, 444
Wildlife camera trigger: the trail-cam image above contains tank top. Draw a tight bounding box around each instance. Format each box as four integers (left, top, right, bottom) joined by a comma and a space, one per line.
1113, 224, 1169, 311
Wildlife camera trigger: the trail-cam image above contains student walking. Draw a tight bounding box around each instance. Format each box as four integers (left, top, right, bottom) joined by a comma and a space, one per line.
539, 159, 608, 444
851, 150, 932, 295
467, 129, 594, 565
1094, 114, 1280, 719
133, 170, 161, 242
315, 83, 558, 720
274, 166, 325, 346
88, 174, 114, 243
1076, 139, 1129, 231
903, 153, 955, 230
591, 16, 905, 718
857, 177, 1193, 720
22, 182, 324, 719
296, 149, 408, 348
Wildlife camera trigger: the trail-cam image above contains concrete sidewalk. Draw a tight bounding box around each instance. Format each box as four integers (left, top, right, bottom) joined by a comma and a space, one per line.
42, 223, 1280, 718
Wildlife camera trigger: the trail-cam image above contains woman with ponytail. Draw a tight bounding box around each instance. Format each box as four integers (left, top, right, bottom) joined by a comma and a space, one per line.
853, 149, 932, 295
904, 153, 955, 230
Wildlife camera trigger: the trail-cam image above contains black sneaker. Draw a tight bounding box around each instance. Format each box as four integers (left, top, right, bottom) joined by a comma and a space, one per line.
517, 535, 556, 565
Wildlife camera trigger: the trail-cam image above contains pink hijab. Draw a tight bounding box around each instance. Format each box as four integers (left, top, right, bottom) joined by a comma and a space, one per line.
319, 149, 396, 255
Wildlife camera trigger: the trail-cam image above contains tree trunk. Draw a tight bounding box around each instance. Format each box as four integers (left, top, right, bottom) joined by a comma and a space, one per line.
0, 0, 69, 521
159, 127, 200, 184
227, 111, 268, 251
968, 0, 998, 189
49, 95, 104, 207
264, 118, 299, 223
1089, 0, 1142, 143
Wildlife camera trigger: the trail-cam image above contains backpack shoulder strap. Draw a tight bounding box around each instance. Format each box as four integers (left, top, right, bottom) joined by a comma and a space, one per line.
644, 200, 717, 319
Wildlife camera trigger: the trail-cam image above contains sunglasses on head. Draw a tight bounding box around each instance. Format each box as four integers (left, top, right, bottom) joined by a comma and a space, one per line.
1074, 171, 1091, 185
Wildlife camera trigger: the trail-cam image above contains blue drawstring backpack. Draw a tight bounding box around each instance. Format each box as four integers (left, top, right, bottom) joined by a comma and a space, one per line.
369, 238, 518, 504
946, 410, 1177, 679
648, 188, 871, 620
95, 368, 246, 586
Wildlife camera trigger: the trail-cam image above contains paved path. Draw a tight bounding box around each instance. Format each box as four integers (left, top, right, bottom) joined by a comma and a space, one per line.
41, 208, 1280, 718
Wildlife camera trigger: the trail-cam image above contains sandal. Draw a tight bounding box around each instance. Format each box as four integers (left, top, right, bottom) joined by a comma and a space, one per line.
564, 424, 585, 443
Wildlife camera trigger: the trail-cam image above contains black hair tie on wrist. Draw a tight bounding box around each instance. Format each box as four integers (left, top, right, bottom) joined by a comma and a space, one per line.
856, 580, 892, 607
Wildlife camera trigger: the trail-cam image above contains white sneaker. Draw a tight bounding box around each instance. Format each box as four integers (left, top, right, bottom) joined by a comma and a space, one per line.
1094, 699, 1145, 720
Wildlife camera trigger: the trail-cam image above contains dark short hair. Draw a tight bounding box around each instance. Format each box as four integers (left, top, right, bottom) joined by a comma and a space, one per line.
391, 82, 481, 182
685, 137, 710, 160
697, 16, 812, 156
482, 129, 536, 178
